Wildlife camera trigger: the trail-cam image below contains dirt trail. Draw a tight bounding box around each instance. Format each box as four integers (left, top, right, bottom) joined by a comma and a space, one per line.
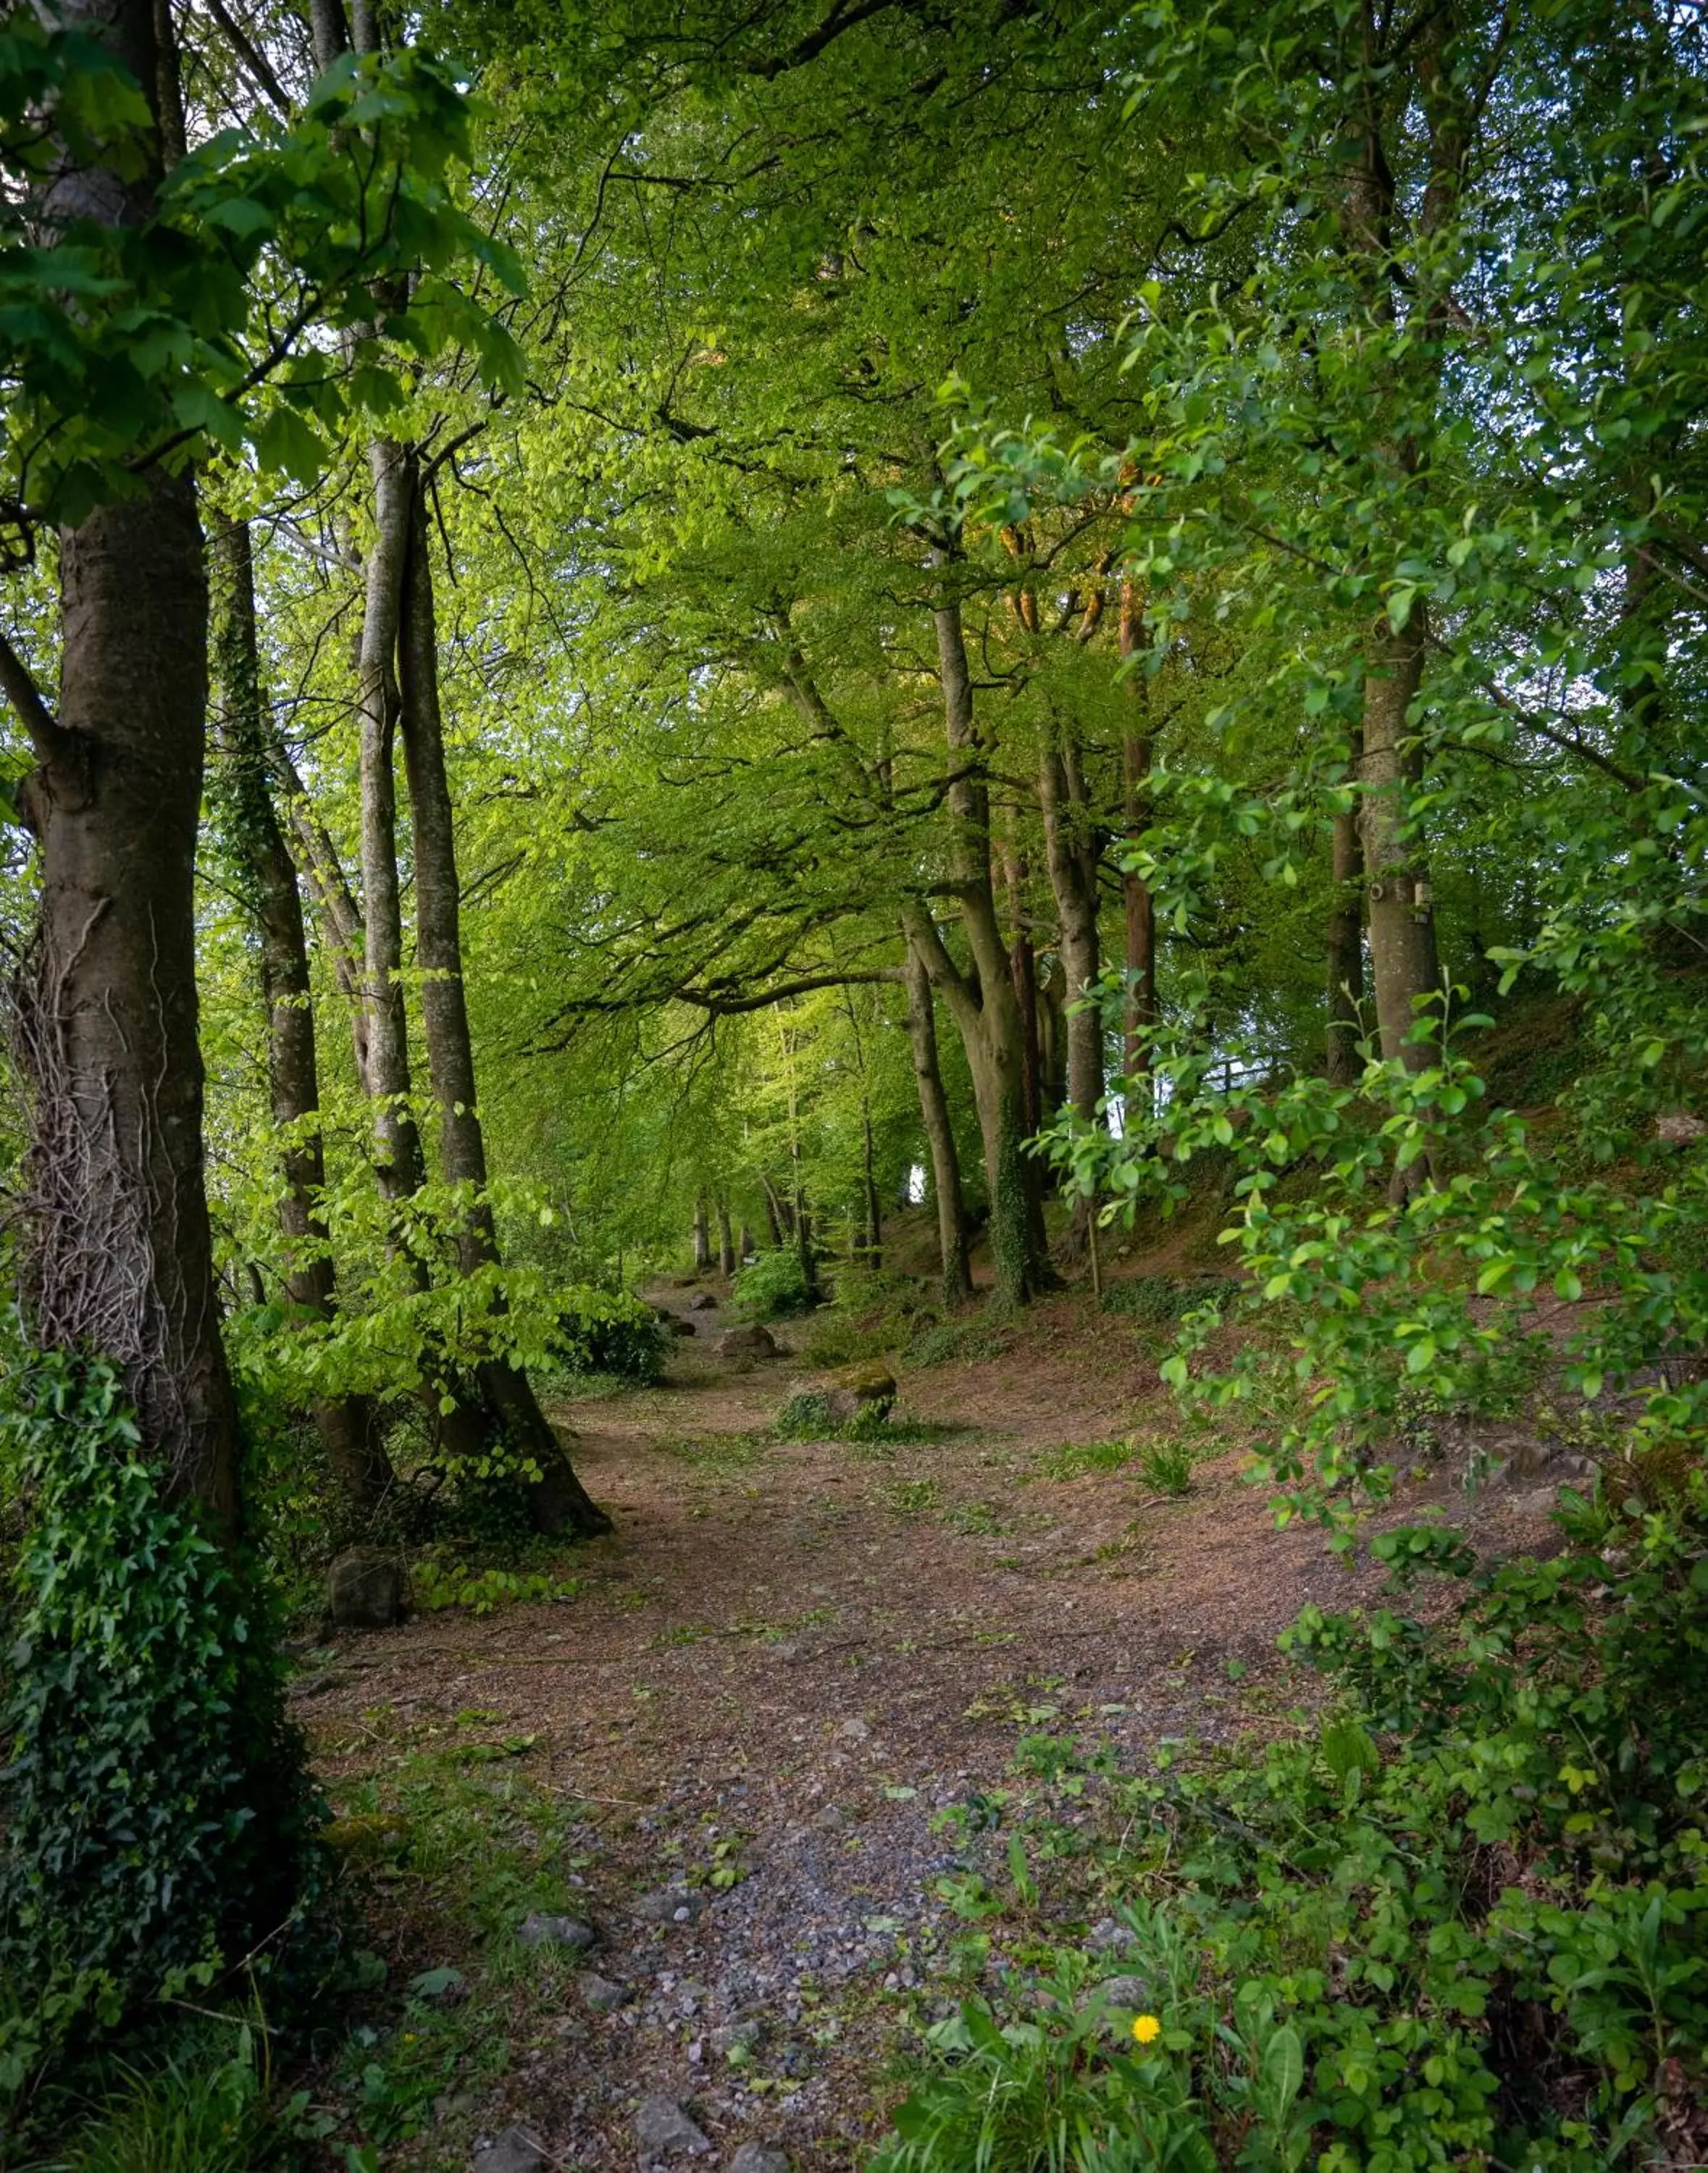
301, 1290, 1544, 2170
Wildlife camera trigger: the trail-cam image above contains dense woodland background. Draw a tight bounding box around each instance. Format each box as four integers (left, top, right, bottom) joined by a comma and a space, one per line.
0, 0, 1706, 2166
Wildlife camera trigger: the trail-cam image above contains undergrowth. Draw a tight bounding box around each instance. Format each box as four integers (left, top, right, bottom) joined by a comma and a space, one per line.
876, 1474, 1708, 2172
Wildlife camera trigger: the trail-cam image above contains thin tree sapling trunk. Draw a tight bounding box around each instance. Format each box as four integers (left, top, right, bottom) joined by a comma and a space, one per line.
903, 934, 973, 1304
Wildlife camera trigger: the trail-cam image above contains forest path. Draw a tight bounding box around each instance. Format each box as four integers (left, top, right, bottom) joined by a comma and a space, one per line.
303, 1289, 1489, 2171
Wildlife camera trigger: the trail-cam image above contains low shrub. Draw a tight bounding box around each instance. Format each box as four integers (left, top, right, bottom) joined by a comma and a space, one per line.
774, 1390, 897, 1443
876, 1474, 1708, 2171
732, 1249, 815, 1321
903, 1317, 1016, 1370
543, 1286, 666, 1383
1136, 1440, 1194, 1496
1100, 1274, 1239, 1326
1031, 1438, 1136, 1482
409, 1558, 583, 1615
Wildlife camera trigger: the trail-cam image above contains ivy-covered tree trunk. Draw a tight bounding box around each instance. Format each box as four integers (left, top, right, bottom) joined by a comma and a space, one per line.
902, 936, 973, 1305
209, 515, 395, 1511
5, 0, 238, 1530
397, 482, 611, 1538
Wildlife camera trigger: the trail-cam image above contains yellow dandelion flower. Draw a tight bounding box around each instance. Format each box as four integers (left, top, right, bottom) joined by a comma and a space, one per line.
1132, 2014, 1162, 2046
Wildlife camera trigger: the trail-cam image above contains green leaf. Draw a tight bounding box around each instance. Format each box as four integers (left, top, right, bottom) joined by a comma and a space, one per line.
1261, 2022, 1305, 2113
253, 403, 327, 485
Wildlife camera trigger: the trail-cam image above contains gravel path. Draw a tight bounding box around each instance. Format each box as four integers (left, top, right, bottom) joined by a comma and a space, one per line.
301, 1284, 1553, 2170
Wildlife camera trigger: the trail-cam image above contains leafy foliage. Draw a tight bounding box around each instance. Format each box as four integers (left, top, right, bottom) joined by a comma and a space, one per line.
881, 1476, 1708, 2172
0, 24, 523, 549
0, 1352, 325, 2101
732, 1248, 814, 1321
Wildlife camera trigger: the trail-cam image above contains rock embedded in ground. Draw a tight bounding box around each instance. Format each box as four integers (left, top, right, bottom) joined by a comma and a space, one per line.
518, 1912, 596, 1953
821, 1363, 897, 1426
727, 2147, 790, 2173
634, 2093, 713, 2163
711, 2016, 763, 2059
471, 2125, 546, 2173
715, 1324, 776, 1360
1094, 1973, 1152, 2009
689, 1291, 717, 1312
327, 1547, 404, 1628
581, 1972, 629, 2011
635, 1888, 708, 1925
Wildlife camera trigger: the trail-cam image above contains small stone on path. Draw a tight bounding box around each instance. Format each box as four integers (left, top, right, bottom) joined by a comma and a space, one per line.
581, 1972, 629, 2011
635, 2093, 713, 2163
471, 2125, 545, 2173
518, 1912, 595, 1953
689, 1291, 717, 1311
727, 2147, 790, 2173
635, 1888, 708, 1925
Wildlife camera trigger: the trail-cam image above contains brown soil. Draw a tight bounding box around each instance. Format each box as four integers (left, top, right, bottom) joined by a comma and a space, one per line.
298, 1283, 1559, 2172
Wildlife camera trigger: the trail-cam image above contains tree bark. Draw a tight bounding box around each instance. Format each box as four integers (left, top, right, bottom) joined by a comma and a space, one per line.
398, 480, 611, 1537
1357, 608, 1439, 1073
1325, 726, 1366, 1086
1000, 839, 1042, 1138
210, 515, 393, 1510
356, 439, 425, 1210
9, 0, 238, 1528
910, 582, 1050, 1303
903, 934, 973, 1305
1118, 584, 1157, 1126
717, 1202, 737, 1276
1039, 725, 1105, 1259
692, 1197, 712, 1272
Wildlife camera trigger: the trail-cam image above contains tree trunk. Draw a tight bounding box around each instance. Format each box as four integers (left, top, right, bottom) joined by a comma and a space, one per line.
210, 515, 393, 1510
692, 1198, 712, 1272
1039, 740, 1103, 1126
717, 1202, 737, 1276
1118, 585, 1157, 1126
903, 935, 973, 1305
8, 0, 237, 1528
1037, 963, 1068, 1123
909, 583, 1050, 1302
1326, 726, 1366, 1086
1357, 608, 1439, 1073
398, 480, 611, 1538
861, 1107, 882, 1268
1000, 840, 1042, 1139
1039, 727, 1105, 1257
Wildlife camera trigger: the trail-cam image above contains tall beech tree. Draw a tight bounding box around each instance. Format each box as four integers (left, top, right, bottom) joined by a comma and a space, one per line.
209, 513, 395, 1510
